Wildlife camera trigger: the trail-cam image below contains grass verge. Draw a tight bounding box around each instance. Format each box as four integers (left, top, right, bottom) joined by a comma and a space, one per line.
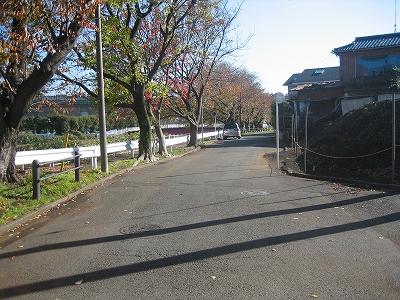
0, 146, 195, 225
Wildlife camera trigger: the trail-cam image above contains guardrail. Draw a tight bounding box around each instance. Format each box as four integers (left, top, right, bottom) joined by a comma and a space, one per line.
106, 124, 191, 136
16, 131, 220, 169
32, 150, 81, 199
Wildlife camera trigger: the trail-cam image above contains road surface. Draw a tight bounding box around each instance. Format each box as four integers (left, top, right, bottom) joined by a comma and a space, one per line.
0, 134, 399, 299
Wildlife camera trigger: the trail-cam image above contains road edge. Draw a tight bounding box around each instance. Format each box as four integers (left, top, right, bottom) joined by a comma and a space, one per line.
283, 168, 400, 192
0, 146, 201, 236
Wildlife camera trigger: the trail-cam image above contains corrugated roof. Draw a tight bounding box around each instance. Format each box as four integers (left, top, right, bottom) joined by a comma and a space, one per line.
283, 67, 340, 86
333, 32, 400, 54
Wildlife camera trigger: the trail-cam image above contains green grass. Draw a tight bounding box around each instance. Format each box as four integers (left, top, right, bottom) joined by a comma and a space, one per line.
0, 145, 197, 225
0, 164, 124, 225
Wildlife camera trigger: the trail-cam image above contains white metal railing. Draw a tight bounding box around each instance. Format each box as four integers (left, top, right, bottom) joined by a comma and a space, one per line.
106, 124, 190, 136
105, 124, 224, 136
15, 131, 220, 169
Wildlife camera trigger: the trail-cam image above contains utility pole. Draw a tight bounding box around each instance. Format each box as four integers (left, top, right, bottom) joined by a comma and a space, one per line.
275, 93, 285, 169
304, 103, 309, 174
392, 93, 396, 182
213, 112, 217, 139
291, 114, 294, 149
201, 94, 204, 144
275, 97, 280, 169
96, 5, 108, 173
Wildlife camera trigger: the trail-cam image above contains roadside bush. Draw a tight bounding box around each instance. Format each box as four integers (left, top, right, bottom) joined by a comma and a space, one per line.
17, 133, 65, 150
297, 100, 400, 181
21, 115, 99, 135
69, 130, 85, 139
50, 116, 70, 135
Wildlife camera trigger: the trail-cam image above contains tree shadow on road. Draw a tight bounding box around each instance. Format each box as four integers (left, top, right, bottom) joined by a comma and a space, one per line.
0, 206, 399, 298
0, 192, 393, 262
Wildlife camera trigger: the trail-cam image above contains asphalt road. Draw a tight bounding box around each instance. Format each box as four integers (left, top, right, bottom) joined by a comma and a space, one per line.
0, 134, 400, 299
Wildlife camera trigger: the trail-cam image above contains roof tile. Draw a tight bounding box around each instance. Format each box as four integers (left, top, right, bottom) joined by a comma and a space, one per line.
333, 32, 400, 54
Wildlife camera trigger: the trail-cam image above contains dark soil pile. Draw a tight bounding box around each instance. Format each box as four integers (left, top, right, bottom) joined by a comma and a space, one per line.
297, 100, 400, 182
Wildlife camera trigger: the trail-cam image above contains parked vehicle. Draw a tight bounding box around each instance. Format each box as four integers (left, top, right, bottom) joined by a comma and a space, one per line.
223, 123, 241, 139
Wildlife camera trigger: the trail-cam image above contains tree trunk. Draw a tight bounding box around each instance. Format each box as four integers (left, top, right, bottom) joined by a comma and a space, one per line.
133, 86, 154, 161
154, 122, 168, 156
188, 122, 198, 147
0, 126, 19, 183
148, 103, 168, 156
0, 18, 84, 182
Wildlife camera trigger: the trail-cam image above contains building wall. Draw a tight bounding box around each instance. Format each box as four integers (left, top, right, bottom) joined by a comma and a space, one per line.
340, 48, 400, 83
341, 94, 396, 115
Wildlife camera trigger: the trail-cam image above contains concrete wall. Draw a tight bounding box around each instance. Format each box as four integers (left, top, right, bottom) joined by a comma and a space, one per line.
341, 94, 396, 115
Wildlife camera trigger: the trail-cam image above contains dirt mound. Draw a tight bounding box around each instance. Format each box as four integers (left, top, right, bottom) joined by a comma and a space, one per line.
297, 100, 400, 182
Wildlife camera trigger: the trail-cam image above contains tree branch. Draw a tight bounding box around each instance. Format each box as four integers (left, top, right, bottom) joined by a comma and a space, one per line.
56, 71, 97, 98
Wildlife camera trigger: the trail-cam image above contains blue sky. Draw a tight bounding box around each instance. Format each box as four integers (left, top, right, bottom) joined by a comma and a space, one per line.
232, 0, 396, 94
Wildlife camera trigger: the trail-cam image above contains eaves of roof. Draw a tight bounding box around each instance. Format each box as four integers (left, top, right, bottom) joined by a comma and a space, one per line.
333, 32, 400, 54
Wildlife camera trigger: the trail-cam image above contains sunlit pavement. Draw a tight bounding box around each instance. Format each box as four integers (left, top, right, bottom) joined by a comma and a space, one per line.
0, 134, 399, 299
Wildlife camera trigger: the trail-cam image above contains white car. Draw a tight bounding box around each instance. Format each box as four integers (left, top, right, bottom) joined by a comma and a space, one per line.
223, 123, 241, 139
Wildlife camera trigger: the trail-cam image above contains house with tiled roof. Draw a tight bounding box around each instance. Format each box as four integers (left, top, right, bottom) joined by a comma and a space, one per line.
332, 32, 400, 113
283, 67, 343, 120
283, 67, 340, 97
284, 32, 400, 118
332, 32, 400, 86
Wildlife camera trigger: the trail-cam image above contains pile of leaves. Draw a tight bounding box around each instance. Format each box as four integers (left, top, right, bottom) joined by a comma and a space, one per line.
297, 100, 400, 182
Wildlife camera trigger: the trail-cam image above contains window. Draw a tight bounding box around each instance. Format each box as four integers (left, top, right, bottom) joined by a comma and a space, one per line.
312, 69, 325, 76
357, 54, 400, 77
